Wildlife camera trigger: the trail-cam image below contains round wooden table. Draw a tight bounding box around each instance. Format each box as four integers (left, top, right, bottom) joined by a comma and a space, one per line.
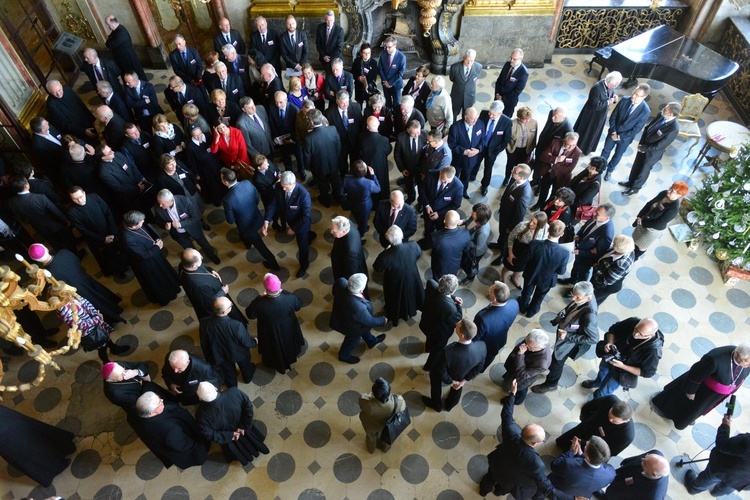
691, 120, 750, 174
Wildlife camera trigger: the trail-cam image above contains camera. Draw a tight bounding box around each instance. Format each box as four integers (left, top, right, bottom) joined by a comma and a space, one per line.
726, 395, 737, 418
604, 345, 622, 363
550, 310, 566, 326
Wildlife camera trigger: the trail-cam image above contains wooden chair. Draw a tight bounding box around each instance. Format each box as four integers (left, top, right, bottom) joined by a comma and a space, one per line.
677, 93, 709, 154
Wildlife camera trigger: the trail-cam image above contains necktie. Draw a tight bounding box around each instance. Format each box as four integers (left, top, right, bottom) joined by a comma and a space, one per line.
506, 65, 514, 83
486, 119, 495, 146
262, 34, 266, 46
233, 60, 238, 73
280, 108, 285, 121
253, 114, 263, 130
437, 182, 445, 196
291, 34, 295, 46
411, 137, 417, 156
626, 102, 634, 116
337, 75, 341, 86
285, 191, 291, 204
342, 110, 348, 129
326, 27, 330, 44
182, 51, 188, 65
178, 91, 185, 103
225, 34, 231, 44
222, 79, 227, 92
94, 64, 104, 81
466, 125, 472, 138
464, 67, 469, 79
390, 209, 397, 225
388, 54, 393, 68
135, 85, 140, 98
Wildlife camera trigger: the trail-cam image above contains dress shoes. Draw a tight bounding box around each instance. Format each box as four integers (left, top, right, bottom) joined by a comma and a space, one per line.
109, 343, 130, 355
462, 193, 470, 200
563, 289, 573, 298
481, 187, 488, 196
684, 469, 697, 490
557, 277, 574, 285
501, 178, 510, 187
617, 181, 631, 187
487, 242, 502, 250
421, 396, 441, 412
460, 276, 475, 286
370, 334, 386, 347
202, 221, 211, 231
295, 266, 308, 278
604, 171, 612, 181
490, 255, 503, 266
209, 253, 221, 265
531, 383, 558, 394
316, 195, 331, 208
339, 356, 360, 364
623, 188, 639, 196
263, 260, 281, 271
396, 177, 407, 186
529, 204, 541, 212
308, 231, 318, 243
581, 380, 599, 389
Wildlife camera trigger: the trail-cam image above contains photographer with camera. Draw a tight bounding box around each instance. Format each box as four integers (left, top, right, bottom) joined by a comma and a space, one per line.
532, 281, 598, 394
582, 317, 663, 398
556, 395, 634, 457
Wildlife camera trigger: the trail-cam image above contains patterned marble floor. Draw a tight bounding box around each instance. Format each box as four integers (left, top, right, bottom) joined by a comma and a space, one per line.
1, 54, 749, 500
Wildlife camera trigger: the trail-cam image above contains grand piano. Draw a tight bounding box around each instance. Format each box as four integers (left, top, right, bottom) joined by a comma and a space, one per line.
590, 25, 739, 100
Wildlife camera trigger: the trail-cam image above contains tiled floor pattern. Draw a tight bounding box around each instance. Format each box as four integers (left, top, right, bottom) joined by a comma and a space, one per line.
1, 54, 749, 499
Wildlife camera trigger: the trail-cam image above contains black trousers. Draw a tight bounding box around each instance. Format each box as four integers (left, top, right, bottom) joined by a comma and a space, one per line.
627, 151, 659, 190
480, 152, 499, 189
544, 354, 568, 386
238, 229, 276, 263
172, 230, 216, 256
220, 351, 255, 387
429, 370, 462, 412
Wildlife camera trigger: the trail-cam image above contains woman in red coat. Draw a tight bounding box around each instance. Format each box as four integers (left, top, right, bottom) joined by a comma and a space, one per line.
210, 121, 249, 168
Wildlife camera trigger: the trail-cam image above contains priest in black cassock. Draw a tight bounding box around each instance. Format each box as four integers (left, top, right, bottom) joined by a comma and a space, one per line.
45, 80, 96, 141
199, 297, 257, 387
179, 248, 247, 324
185, 127, 227, 206
196, 382, 270, 465
161, 350, 223, 405
67, 187, 129, 277
652, 343, 750, 430
246, 273, 305, 374
28, 243, 125, 325
0, 406, 76, 487
120, 211, 181, 306
330, 216, 369, 296
372, 225, 424, 327
105, 16, 148, 81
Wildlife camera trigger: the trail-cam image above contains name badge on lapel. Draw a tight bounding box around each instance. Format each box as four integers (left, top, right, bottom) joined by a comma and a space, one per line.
179, 213, 188, 220
232, 89, 239, 94
510, 77, 517, 82
656, 130, 663, 137
179, 173, 187, 179
122, 164, 129, 171
187, 99, 194, 104
268, 40, 274, 46
443, 196, 451, 201
496, 131, 504, 136
348, 118, 354, 124
233, 41, 238, 46
190, 59, 197, 65
565, 158, 573, 163
143, 142, 150, 148
298, 42, 304, 47
290, 205, 299, 210
476, 130, 482, 136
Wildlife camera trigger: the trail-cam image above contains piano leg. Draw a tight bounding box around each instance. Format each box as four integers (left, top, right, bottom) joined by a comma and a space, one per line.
621, 77, 638, 90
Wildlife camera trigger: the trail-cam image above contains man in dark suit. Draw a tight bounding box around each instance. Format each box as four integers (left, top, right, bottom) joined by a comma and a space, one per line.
97, 81, 131, 122
474, 282, 518, 372
219, 168, 279, 270
324, 59, 355, 104
479, 100, 513, 195
250, 16, 282, 73
378, 36, 406, 109
422, 318, 486, 412
105, 16, 147, 81
359, 116, 392, 206
237, 97, 274, 158
304, 110, 341, 206
546, 436, 616, 499
279, 15, 308, 72
82, 48, 124, 96
204, 62, 244, 106
95, 105, 126, 151
316, 10, 344, 72
393, 95, 426, 136
494, 48, 529, 118
532, 131, 582, 210
449, 49, 482, 118
448, 107, 484, 198
222, 46, 252, 93
418, 165, 463, 249
164, 75, 210, 122
123, 72, 164, 134
29, 117, 66, 172
684, 415, 750, 497
45, 80, 96, 141
121, 123, 157, 181
431, 210, 472, 279
600, 83, 651, 181
330, 274, 387, 364
604, 450, 670, 499
330, 216, 368, 285
394, 119, 427, 204
479, 380, 571, 499
533, 106, 572, 184
161, 350, 222, 406
325, 90, 362, 168
560, 203, 615, 284
257, 63, 285, 108
154, 189, 219, 264
532, 281, 598, 394
502, 330, 552, 405
556, 395, 635, 457
489, 163, 532, 260
97, 143, 149, 216
268, 91, 303, 175
214, 17, 246, 59
518, 220, 569, 317
262, 171, 315, 278
420, 274, 463, 371
373, 190, 417, 247
619, 102, 681, 195
169, 35, 204, 87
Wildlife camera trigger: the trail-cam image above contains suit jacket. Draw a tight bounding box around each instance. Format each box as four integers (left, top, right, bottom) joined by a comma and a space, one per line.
448, 118, 485, 172
225, 57, 252, 93
124, 81, 164, 121
331, 227, 368, 281
258, 76, 285, 108
378, 49, 406, 90
324, 71, 355, 102
45, 87, 95, 138
638, 116, 679, 165
330, 277, 386, 336
536, 110, 573, 156
99, 152, 145, 205
164, 85, 210, 121
304, 125, 341, 177
393, 107, 426, 136
236, 108, 274, 157
552, 299, 599, 361
204, 73, 244, 105
267, 102, 299, 140
120, 132, 156, 179
498, 181, 532, 233
103, 92, 132, 122
574, 218, 614, 261
154, 194, 203, 241
316, 23, 344, 64
538, 138, 582, 185
31, 128, 66, 168
605, 451, 669, 500
607, 97, 651, 144
402, 78, 431, 115
547, 451, 616, 498
449, 61, 483, 106
103, 115, 127, 150
479, 110, 513, 159
169, 47, 204, 84
708, 424, 750, 490
473, 302, 517, 360
373, 200, 417, 244
279, 30, 308, 69
222, 180, 265, 237
82, 57, 124, 96
436, 341, 486, 383
431, 227, 472, 279
636, 191, 680, 230
325, 101, 362, 153
419, 173, 463, 218
6, 192, 68, 236
523, 239, 569, 287
214, 29, 246, 57
154, 161, 198, 197
250, 28, 282, 70
394, 130, 427, 175
419, 279, 462, 349
494, 62, 529, 114
351, 56, 379, 103
557, 395, 635, 456
507, 117, 538, 155
264, 183, 311, 233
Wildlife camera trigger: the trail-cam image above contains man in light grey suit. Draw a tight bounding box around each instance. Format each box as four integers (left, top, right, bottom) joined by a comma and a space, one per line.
236, 96, 274, 159
449, 49, 483, 119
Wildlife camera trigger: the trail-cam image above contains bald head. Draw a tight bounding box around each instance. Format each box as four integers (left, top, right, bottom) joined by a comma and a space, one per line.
444, 210, 460, 229
464, 107, 478, 126
180, 248, 201, 269
521, 424, 545, 447
635, 317, 659, 338
642, 453, 670, 478
366, 116, 379, 132
213, 296, 233, 316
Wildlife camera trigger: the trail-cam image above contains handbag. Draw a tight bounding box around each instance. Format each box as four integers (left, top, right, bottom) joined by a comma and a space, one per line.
575, 182, 601, 221
380, 396, 410, 445
80, 325, 110, 352
559, 224, 576, 244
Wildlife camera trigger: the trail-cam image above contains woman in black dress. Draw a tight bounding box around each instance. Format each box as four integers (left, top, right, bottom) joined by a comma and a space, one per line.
351, 43, 379, 106
631, 181, 688, 260
569, 156, 605, 217
185, 126, 227, 206
362, 93, 395, 140
500, 211, 548, 287
152, 114, 187, 163
206, 88, 242, 127
541, 186, 576, 230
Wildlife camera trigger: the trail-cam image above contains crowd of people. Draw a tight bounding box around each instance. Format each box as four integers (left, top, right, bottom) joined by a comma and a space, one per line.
0, 10, 748, 499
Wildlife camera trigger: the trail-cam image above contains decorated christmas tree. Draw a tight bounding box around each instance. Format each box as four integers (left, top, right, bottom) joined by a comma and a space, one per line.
689, 144, 750, 270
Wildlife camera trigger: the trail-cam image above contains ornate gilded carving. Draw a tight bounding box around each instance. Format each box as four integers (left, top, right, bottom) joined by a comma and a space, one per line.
556, 7, 684, 49
464, 0, 553, 17
717, 21, 750, 121
58, 1, 95, 41
418, 0, 442, 36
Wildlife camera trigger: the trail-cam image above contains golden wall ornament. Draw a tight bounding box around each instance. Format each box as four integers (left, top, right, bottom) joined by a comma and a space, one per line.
464, 0, 553, 17
57, 1, 96, 42
418, 0, 442, 36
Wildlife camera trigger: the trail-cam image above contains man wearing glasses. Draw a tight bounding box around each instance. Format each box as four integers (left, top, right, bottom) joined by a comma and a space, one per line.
600, 83, 651, 181
378, 36, 406, 109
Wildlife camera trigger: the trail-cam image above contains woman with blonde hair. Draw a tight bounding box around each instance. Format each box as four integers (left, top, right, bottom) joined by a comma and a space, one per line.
207, 88, 241, 126
500, 211, 548, 287
151, 114, 187, 161
287, 75, 308, 110
182, 103, 211, 136
302, 63, 325, 111
505, 105, 537, 187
